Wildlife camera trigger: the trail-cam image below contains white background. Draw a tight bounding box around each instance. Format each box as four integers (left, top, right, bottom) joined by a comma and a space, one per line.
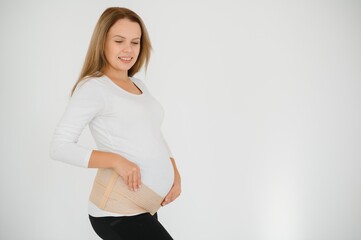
1, 0, 360, 239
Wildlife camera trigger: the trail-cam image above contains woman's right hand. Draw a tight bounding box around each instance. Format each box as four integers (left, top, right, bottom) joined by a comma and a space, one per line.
113, 156, 142, 192
87, 150, 141, 192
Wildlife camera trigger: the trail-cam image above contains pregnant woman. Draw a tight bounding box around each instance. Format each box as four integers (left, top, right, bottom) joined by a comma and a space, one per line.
50, 7, 181, 240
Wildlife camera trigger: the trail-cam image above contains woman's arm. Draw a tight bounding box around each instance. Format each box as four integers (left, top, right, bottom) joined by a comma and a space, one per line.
50, 80, 104, 167
50, 80, 140, 191
161, 157, 181, 206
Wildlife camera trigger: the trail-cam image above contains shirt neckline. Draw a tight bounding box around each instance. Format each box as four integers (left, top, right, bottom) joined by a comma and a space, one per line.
103, 75, 145, 97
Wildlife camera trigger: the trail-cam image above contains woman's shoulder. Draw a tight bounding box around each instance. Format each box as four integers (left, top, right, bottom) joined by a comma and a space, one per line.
78, 76, 107, 87
78, 75, 111, 89
73, 76, 108, 97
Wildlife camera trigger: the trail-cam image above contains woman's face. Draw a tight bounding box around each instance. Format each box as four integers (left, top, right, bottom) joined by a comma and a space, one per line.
103, 19, 141, 75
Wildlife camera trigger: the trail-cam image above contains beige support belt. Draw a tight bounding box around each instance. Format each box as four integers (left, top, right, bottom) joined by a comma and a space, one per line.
89, 168, 164, 215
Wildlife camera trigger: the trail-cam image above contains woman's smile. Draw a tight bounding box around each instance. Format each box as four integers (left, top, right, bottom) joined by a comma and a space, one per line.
118, 56, 133, 63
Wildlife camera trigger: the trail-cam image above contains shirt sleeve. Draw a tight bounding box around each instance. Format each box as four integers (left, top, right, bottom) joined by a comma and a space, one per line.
49, 79, 105, 167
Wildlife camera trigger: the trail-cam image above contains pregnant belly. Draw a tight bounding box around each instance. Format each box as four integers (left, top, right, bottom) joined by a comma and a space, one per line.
139, 157, 174, 197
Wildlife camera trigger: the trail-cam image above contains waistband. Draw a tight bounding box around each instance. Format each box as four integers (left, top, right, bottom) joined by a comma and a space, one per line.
89, 168, 164, 215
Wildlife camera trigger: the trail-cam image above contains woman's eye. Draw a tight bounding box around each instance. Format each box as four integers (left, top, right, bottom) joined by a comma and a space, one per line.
132, 42, 140, 45
115, 41, 123, 43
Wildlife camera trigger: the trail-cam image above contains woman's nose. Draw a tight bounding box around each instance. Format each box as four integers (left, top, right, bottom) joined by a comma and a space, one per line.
123, 44, 132, 53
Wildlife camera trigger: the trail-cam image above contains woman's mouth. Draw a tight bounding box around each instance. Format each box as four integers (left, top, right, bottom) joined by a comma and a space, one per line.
118, 57, 133, 63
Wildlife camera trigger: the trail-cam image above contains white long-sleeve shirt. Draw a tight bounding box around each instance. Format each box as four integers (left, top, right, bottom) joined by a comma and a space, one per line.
50, 75, 174, 216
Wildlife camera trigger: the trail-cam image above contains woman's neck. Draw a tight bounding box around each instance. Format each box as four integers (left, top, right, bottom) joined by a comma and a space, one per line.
102, 67, 130, 83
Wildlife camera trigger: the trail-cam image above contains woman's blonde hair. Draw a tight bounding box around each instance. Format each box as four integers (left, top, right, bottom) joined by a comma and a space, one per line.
71, 7, 152, 95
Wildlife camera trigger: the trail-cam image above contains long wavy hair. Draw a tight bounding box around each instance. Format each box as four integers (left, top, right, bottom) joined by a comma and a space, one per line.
70, 7, 152, 95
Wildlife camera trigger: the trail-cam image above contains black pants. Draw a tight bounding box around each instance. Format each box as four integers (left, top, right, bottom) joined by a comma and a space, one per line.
89, 213, 173, 240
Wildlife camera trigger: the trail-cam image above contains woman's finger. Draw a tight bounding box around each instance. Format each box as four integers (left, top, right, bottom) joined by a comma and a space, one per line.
162, 192, 173, 206
126, 175, 132, 190
133, 169, 141, 190
137, 170, 141, 189
132, 169, 138, 191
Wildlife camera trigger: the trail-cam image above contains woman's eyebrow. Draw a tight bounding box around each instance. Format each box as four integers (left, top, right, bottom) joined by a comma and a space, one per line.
112, 35, 140, 40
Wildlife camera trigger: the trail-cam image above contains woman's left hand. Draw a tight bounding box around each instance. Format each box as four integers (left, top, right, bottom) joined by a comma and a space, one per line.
161, 175, 181, 206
